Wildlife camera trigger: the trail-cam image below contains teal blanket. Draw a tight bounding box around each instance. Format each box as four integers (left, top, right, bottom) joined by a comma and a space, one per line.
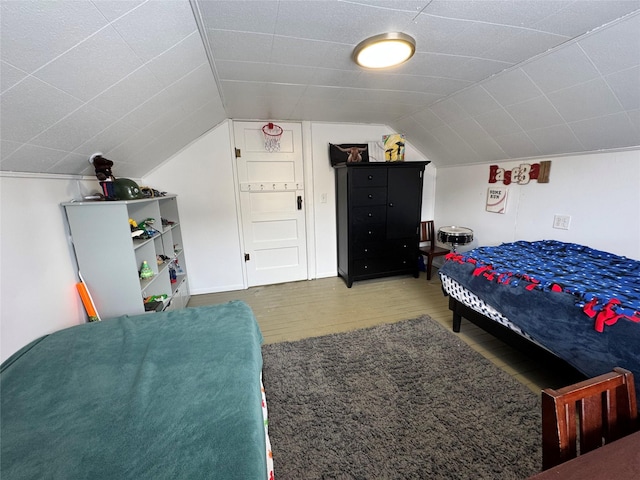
1, 301, 266, 479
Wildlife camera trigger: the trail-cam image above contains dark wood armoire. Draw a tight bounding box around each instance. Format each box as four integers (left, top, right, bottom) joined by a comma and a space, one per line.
334, 161, 430, 287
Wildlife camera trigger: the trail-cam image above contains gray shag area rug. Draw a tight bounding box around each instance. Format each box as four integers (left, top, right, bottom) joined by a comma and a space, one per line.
262, 316, 542, 479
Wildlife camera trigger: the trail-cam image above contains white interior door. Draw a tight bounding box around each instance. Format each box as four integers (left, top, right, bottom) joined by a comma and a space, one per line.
234, 121, 307, 287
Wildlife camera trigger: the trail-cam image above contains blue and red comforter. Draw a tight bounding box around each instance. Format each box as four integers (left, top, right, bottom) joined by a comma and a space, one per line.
440, 240, 640, 380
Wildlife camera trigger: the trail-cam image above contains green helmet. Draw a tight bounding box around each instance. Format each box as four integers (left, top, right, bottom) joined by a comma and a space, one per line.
113, 178, 144, 200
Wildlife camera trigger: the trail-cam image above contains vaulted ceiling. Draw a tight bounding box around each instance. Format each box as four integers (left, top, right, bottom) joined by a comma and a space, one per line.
1, 0, 639, 178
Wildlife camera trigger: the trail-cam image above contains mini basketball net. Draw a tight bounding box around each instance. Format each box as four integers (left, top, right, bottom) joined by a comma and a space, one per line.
262, 122, 283, 152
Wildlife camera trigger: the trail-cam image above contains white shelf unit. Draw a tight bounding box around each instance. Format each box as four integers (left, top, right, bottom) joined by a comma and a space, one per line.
63, 195, 189, 319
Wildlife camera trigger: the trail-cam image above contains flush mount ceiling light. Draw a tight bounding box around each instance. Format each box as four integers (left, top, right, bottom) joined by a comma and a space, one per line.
352, 32, 416, 69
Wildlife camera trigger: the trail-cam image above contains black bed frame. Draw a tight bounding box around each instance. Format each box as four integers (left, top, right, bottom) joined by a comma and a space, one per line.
448, 296, 585, 386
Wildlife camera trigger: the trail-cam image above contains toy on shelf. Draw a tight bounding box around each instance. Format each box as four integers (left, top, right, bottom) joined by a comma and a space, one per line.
139, 261, 154, 279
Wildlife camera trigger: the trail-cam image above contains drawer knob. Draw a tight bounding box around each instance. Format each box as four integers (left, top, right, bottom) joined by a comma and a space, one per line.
368, 212, 372, 217
368, 230, 372, 235
368, 175, 373, 180
368, 194, 373, 199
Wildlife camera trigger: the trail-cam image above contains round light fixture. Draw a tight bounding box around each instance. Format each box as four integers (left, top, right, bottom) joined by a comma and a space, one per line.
352, 32, 416, 69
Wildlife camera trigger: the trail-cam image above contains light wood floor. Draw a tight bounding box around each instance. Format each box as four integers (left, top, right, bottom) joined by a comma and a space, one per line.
189, 271, 577, 394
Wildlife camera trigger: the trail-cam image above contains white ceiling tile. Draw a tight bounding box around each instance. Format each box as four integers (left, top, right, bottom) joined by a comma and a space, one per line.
264, 64, 316, 85
431, 124, 481, 161
423, 77, 474, 96
0, 76, 83, 143
198, 0, 279, 34
74, 119, 139, 157
105, 126, 157, 162
274, 1, 415, 44
522, 43, 600, 94
402, 52, 468, 78
29, 105, 117, 152
320, 43, 362, 72
88, 67, 164, 120
1, 61, 28, 94
412, 109, 445, 130
442, 23, 521, 58
483, 68, 542, 106
628, 109, 640, 132
483, 29, 566, 63
408, 13, 472, 53
309, 68, 364, 89
453, 58, 513, 82
453, 86, 502, 117
144, 32, 208, 88
1, 140, 23, 160
356, 73, 427, 92
217, 61, 275, 83
92, 0, 146, 22
448, 118, 507, 160
605, 66, 640, 111
160, 64, 220, 113
429, 98, 469, 124
423, 1, 570, 26
344, 88, 437, 107
492, 131, 541, 158
270, 37, 333, 68
33, 26, 143, 102
569, 112, 640, 150
48, 152, 93, 175
118, 90, 175, 130
548, 78, 624, 123
111, 0, 197, 62
2, 0, 639, 176
526, 124, 584, 155
579, 13, 640, 75
0, 1, 107, 73
300, 85, 346, 101
506, 96, 566, 130
208, 30, 273, 62
534, 1, 640, 37
474, 108, 523, 137
0, 143, 68, 173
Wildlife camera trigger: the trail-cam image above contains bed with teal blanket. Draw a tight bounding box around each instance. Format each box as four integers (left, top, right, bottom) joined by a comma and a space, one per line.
1, 301, 270, 480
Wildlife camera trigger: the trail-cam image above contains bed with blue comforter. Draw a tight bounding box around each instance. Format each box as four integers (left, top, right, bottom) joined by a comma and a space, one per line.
1, 301, 270, 480
439, 240, 640, 382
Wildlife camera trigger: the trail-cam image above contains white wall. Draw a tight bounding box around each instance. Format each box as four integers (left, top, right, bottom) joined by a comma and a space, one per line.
434, 149, 640, 260
143, 120, 245, 294
309, 122, 435, 277
142, 120, 436, 292
3, 128, 635, 362
0, 175, 99, 362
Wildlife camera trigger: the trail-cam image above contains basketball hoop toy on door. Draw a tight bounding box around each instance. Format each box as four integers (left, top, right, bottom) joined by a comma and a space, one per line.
262, 122, 283, 152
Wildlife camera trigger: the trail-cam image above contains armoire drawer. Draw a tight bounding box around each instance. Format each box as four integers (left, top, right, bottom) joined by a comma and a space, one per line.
351, 168, 387, 187
352, 224, 386, 244
351, 242, 385, 259
352, 258, 387, 275
351, 205, 386, 225
351, 187, 387, 206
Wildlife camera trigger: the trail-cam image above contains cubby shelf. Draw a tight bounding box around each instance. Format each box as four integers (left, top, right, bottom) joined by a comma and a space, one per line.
63, 195, 190, 319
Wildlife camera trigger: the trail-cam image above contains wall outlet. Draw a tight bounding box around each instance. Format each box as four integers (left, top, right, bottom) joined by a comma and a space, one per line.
553, 214, 571, 230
